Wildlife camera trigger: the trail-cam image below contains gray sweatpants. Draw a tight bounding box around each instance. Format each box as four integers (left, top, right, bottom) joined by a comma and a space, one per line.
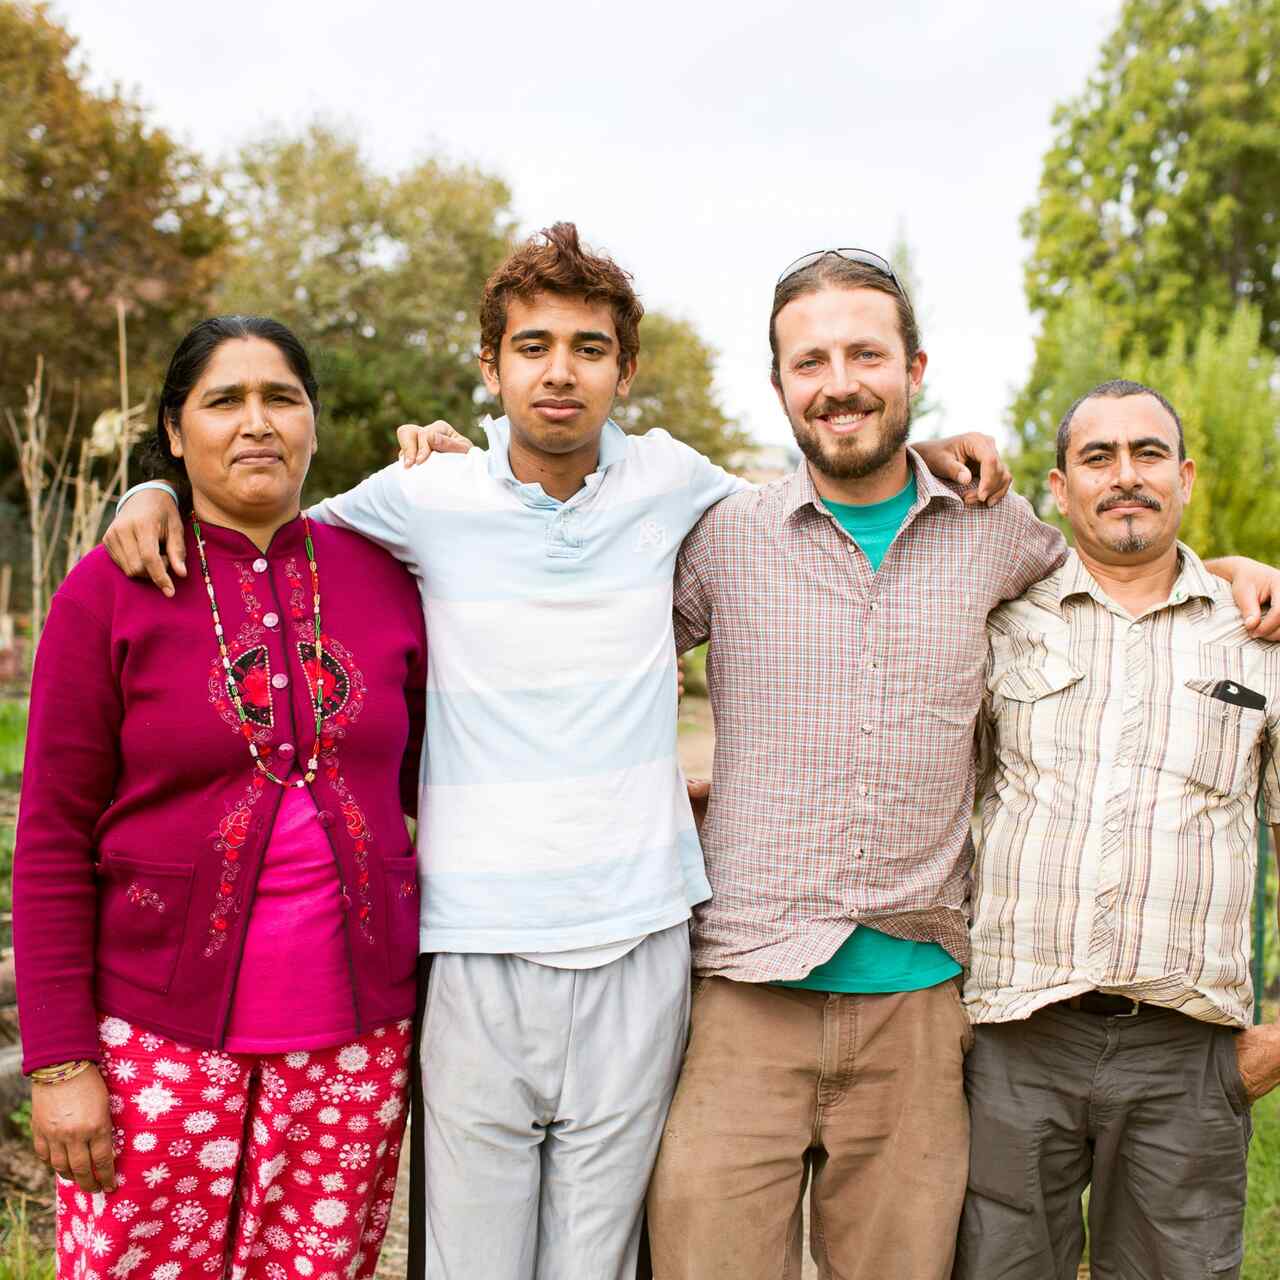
418, 924, 691, 1280
954, 1003, 1252, 1280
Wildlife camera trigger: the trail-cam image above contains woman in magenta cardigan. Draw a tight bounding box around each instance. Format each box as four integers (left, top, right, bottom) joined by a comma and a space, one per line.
15, 316, 427, 1280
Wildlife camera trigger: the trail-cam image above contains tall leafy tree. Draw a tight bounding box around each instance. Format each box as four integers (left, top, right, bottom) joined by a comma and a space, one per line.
219, 126, 748, 491
215, 125, 516, 496
1011, 0, 1280, 540
614, 313, 749, 466
0, 2, 228, 461
1010, 295, 1280, 564
1137, 306, 1280, 562
1022, 0, 1280, 356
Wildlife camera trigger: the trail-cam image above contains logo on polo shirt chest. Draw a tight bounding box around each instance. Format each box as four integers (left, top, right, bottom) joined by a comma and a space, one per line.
636, 520, 668, 552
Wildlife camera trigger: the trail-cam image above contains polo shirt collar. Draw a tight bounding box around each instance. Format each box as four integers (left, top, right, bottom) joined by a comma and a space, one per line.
482, 414, 629, 489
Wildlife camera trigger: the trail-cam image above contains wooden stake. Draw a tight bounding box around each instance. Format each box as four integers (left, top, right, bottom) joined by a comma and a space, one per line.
117, 298, 129, 491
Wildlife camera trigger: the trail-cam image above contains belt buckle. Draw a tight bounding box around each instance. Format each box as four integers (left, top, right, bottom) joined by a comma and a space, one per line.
1113, 996, 1142, 1018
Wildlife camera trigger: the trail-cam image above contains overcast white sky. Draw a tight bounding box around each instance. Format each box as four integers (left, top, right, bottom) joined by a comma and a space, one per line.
52, 0, 1120, 448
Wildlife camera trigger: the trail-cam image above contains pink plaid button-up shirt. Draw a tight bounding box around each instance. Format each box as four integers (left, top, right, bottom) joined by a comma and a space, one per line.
674, 450, 1067, 983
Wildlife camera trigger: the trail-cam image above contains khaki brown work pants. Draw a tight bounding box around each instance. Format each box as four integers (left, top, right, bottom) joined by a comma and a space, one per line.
646, 976, 972, 1279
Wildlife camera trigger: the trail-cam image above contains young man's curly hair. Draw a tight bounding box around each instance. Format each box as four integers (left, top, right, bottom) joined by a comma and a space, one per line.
479, 222, 644, 376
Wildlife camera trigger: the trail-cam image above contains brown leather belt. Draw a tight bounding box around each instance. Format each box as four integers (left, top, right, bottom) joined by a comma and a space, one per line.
1064, 991, 1144, 1018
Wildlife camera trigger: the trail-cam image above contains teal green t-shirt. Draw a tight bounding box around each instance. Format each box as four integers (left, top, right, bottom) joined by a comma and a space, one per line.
774, 474, 963, 995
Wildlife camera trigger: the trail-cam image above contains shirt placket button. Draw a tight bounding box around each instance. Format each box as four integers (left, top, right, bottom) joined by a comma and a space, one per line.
252, 557, 268, 573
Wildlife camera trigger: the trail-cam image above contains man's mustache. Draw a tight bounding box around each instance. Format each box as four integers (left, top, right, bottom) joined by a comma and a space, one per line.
1097, 492, 1161, 514
805, 394, 883, 422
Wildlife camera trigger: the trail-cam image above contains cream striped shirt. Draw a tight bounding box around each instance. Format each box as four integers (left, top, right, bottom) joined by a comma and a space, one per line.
967, 545, 1280, 1028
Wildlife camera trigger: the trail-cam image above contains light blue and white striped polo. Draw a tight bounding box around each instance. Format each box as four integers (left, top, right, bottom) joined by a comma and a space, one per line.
308, 416, 744, 954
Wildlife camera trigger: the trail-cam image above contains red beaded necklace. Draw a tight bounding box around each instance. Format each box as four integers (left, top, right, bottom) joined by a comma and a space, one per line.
192, 513, 324, 788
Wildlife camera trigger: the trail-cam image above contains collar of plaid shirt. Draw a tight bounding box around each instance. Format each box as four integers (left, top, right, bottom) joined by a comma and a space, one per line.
780, 447, 962, 526
677, 448, 1067, 984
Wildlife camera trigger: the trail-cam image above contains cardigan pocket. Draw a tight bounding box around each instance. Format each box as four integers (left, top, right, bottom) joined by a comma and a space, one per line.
382, 850, 420, 985
96, 854, 195, 995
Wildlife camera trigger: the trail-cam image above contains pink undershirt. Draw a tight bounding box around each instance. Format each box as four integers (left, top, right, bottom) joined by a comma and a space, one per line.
224, 783, 356, 1052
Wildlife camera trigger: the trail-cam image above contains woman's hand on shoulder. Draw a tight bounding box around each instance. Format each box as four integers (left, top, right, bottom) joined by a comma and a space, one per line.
32, 1064, 116, 1192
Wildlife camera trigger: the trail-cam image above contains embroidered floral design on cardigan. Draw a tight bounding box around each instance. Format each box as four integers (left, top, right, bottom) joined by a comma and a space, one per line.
201, 555, 382, 952
207, 565, 272, 736
126, 883, 166, 912
225, 645, 274, 727
203, 775, 269, 957
201, 560, 274, 956
289, 598, 377, 942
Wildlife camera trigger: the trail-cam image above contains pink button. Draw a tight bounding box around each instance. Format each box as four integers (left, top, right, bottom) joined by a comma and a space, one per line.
252, 558, 268, 573
271, 673, 289, 689
276, 742, 295, 759
263, 612, 280, 629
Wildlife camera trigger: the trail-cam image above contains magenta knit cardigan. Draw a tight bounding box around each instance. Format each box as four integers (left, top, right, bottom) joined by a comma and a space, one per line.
14, 516, 427, 1072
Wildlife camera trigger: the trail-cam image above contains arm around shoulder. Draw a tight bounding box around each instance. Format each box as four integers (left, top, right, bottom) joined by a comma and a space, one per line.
674, 511, 717, 653
999, 495, 1068, 600
306, 462, 421, 574
104, 482, 187, 595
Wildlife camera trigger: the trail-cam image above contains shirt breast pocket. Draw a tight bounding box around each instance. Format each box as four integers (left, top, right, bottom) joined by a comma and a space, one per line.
1183, 676, 1267, 797
988, 640, 1084, 781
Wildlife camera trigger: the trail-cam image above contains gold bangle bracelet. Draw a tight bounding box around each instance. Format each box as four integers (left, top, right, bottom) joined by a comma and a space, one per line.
30, 1060, 93, 1085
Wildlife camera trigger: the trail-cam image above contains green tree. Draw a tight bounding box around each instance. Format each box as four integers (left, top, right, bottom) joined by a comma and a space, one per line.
1011, 0, 1280, 542
215, 124, 516, 497
1010, 297, 1280, 564
0, 2, 228, 461
613, 313, 749, 466
1137, 306, 1280, 563
887, 227, 943, 432
1008, 290, 1130, 510
1022, 0, 1280, 357
219, 126, 748, 489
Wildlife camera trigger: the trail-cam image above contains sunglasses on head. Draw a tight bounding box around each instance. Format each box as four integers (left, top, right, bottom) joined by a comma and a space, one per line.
775, 247, 904, 293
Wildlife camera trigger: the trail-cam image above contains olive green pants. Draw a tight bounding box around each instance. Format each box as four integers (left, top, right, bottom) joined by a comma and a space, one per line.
955, 1004, 1252, 1280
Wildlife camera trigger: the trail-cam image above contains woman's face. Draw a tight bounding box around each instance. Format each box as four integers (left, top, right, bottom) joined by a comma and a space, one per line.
166, 337, 317, 531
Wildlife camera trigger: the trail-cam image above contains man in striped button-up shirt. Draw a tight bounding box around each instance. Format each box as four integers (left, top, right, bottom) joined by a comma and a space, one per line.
957, 380, 1280, 1280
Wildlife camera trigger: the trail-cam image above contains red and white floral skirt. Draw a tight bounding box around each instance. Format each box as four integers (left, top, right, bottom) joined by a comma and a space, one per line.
55, 1017, 412, 1280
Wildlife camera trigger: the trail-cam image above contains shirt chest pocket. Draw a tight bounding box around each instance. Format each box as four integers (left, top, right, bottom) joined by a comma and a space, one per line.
1182, 676, 1267, 797
988, 641, 1085, 767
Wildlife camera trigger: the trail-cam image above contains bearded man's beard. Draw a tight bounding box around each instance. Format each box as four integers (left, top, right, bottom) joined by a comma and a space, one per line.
792, 388, 912, 481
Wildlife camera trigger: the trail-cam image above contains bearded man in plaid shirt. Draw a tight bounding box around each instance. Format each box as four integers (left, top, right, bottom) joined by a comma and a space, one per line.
645, 250, 1280, 1280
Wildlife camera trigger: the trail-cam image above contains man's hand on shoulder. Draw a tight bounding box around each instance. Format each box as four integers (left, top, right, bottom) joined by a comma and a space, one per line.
103, 487, 185, 596
1205, 555, 1280, 641
396, 421, 472, 467
913, 433, 1012, 507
